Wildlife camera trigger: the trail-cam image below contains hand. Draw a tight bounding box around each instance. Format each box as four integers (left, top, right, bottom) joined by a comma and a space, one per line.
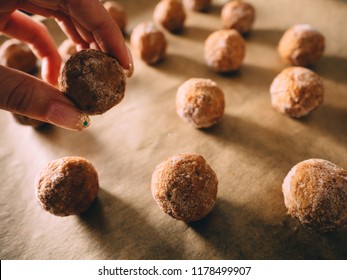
0, 0, 133, 131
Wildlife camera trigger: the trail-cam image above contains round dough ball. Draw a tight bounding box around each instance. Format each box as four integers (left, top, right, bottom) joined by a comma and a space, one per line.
221, 0, 256, 34
270, 66, 324, 118
282, 159, 347, 232
59, 49, 126, 115
130, 22, 167, 65
58, 39, 77, 63
36, 156, 99, 217
176, 78, 225, 128
103, 1, 127, 34
153, 0, 186, 33
151, 153, 218, 222
204, 29, 246, 72
0, 39, 37, 73
278, 24, 325, 66
183, 0, 212, 12
12, 113, 46, 129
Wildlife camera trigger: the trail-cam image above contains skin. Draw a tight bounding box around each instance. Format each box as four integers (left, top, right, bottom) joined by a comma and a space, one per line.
0, 0, 132, 130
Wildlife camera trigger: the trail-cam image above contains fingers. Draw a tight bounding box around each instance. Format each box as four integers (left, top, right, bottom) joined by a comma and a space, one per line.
9, 0, 134, 76
0, 66, 90, 131
65, 0, 132, 72
55, 14, 89, 49
0, 11, 61, 85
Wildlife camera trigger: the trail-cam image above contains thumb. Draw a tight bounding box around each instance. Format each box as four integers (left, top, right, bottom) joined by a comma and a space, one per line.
0, 66, 90, 131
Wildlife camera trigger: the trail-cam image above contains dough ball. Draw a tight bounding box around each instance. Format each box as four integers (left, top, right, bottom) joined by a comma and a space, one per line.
36, 156, 99, 217
204, 29, 246, 73
278, 24, 325, 66
270, 66, 324, 118
103, 1, 127, 34
221, 0, 256, 34
130, 22, 167, 65
12, 113, 46, 128
0, 39, 37, 73
176, 78, 225, 128
282, 159, 347, 232
151, 153, 218, 222
59, 49, 126, 115
153, 0, 186, 33
183, 0, 212, 12
58, 39, 77, 63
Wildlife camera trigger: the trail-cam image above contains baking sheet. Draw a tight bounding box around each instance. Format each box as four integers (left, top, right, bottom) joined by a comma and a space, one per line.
0, 0, 347, 260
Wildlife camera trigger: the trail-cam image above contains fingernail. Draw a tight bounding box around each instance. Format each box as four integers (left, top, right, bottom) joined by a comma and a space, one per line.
46, 101, 90, 131
124, 46, 134, 78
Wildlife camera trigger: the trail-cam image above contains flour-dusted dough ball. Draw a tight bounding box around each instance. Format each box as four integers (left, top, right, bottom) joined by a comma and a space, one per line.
153, 0, 186, 33
103, 1, 128, 34
130, 22, 167, 65
36, 156, 99, 217
278, 24, 325, 66
176, 78, 225, 128
58, 39, 77, 63
282, 159, 347, 232
0, 39, 37, 73
183, 0, 212, 12
59, 49, 126, 115
151, 153, 218, 222
221, 0, 256, 34
270, 67, 324, 118
204, 29, 245, 73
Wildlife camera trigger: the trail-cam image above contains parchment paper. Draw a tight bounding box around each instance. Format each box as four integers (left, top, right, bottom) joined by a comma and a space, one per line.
1, 0, 346, 260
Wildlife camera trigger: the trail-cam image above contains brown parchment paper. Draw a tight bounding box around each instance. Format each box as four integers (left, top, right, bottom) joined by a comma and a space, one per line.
1, 0, 347, 260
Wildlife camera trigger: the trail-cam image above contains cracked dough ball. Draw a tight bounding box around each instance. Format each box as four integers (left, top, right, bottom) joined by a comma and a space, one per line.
278, 24, 325, 66
59, 49, 126, 115
282, 159, 347, 232
130, 22, 167, 65
151, 153, 218, 222
0, 39, 37, 73
221, 0, 256, 34
153, 0, 186, 33
204, 29, 246, 72
36, 156, 99, 217
270, 66, 324, 118
176, 78, 225, 128
103, 1, 127, 34
183, 0, 212, 12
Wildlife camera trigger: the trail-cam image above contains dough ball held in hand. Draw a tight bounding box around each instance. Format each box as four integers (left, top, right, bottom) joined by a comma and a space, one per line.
59, 49, 126, 115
